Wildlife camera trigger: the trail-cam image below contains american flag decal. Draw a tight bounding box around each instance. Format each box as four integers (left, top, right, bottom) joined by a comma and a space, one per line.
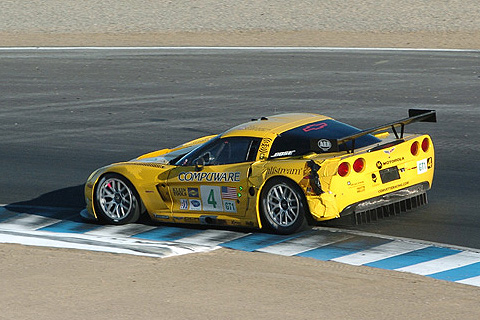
221, 186, 237, 199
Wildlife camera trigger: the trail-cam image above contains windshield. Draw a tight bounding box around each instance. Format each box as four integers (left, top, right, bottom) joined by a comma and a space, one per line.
175, 136, 261, 166
174, 136, 220, 166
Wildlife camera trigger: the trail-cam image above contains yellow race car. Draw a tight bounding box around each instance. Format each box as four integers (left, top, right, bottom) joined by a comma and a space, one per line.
81, 110, 436, 234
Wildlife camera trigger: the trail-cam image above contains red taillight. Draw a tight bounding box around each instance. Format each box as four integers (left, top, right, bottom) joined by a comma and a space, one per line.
353, 158, 365, 173
411, 141, 419, 156
422, 138, 430, 152
338, 162, 350, 177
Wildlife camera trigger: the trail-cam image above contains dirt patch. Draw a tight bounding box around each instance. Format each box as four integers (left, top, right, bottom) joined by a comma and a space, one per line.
1, 0, 479, 48
1, 244, 479, 320
1, 31, 480, 49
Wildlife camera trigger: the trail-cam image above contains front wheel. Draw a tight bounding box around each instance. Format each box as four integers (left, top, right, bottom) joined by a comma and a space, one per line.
94, 173, 141, 224
260, 178, 308, 234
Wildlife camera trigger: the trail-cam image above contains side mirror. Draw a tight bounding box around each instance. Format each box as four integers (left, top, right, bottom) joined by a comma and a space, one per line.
202, 152, 212, 163
194, 157, 205, 172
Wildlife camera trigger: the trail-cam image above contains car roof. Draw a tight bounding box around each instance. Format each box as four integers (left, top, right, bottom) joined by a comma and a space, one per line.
221, 113, 332, 139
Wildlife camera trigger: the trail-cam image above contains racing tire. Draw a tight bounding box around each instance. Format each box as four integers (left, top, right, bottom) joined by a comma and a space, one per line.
94, 173, 141, 225
260, 178, 308, 234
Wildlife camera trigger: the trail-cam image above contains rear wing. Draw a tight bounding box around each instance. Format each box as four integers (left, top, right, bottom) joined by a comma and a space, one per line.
330, 109, 436, 153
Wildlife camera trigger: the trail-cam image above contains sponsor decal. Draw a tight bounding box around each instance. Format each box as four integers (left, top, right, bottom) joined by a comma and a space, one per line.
259, 138, 272, 153
357, 186, 366, 193
200, 186, 223, 212
178, 171, 241, 182
383, 147, 396, 157
427, 157, 433, 169
303, 122, 327, 132
417, 159, 428, 174
180, 199, 188, 210
223, 200, 237, 213
378, 181, 409, 194
376, 161, 383, 169
271, 150, 296, 158
382, 157, 405, 167
259, 138, 272, 159
188, 187, 199, 198
221, 186, 237, 200
317, 139, 332, 151
372, 173, 378, 183
265, 167, 302, 176
172, 188, 187, 197
189, 199, 202, 211
348, 181, 364, 187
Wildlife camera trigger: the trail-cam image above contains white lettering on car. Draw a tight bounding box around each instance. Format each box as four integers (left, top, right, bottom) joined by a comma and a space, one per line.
271, 150, 296, 158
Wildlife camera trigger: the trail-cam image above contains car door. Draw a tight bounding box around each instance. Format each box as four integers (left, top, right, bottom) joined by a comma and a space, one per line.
166, 137, 260, 217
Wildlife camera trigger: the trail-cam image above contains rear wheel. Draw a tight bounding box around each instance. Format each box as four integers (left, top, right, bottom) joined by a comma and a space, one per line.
94, 173, 141, 224
260, 178, 308, 234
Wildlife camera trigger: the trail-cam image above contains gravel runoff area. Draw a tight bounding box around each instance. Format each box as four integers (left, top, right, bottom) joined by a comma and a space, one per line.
1, 1, 480, 319
0, 0, 480, 48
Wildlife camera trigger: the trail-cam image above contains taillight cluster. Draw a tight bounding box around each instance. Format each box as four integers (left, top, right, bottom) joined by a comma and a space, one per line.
411, 137, 430, 156
421, 138, 430, 152
338, 158, 365, 177
337, 138, 430, 177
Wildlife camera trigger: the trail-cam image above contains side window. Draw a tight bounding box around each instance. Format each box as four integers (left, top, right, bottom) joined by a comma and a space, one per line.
186, 137, 260, 166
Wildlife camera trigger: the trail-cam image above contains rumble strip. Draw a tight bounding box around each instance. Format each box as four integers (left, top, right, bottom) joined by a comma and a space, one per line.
1, 205, 480, 287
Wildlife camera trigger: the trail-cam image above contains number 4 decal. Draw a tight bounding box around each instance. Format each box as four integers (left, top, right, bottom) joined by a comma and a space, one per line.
200, 186, 223, 212
207, 189, 218, 208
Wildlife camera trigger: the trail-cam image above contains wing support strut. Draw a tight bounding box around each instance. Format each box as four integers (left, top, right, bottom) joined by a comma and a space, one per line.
338, 109, 436, 153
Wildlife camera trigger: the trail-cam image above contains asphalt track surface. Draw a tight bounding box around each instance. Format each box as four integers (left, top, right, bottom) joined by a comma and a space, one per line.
1, 48, 479, 248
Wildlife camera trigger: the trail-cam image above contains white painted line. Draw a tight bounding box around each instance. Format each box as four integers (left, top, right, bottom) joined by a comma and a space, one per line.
0, 232, 163, 257
257, 232, 353, 256
175, 229, 247, 247
396, 251, 480, 275
0, 213, 60, 231
456, 275, 480, 286
313, 226, 480, 254
332, 240, 429, 266
0, 204, 81, 212
0, 47, 479, 53
0, 229, 218, 258
85, 224, 157, 237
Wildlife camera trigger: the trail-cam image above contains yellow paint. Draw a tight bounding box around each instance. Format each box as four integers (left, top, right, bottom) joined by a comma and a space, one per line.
83, 113, 435, 230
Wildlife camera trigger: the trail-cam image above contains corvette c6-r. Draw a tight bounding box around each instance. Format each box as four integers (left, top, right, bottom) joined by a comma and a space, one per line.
81, 110, 436, 234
